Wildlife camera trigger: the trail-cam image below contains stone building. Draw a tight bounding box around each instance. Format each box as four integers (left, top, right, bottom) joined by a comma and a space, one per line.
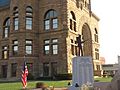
0, 0, 100, 80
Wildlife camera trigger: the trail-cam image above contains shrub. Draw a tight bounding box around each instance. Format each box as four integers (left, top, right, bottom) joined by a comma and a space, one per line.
27, 73, 34, 80
36, 77, 52, 80
54, 73, 72, 80
36, 82, 47, 89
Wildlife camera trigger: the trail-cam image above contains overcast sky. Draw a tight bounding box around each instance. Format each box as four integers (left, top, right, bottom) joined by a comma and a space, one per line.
91, 0, 120, 64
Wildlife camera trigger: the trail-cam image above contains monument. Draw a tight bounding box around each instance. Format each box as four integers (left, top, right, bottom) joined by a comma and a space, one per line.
68, 35, 94, 90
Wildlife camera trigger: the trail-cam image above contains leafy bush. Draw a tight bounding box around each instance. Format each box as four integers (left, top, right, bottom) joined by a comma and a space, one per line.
36, 82, 47, 89
36, 77, 52, 80
27, 73, 34, 80
54, 73, 72, 80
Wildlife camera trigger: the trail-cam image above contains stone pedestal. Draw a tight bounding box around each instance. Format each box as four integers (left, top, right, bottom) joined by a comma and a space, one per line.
69, 56, 94, 90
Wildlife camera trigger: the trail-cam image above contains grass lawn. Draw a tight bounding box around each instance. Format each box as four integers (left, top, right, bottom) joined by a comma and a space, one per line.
0, 77, 112, 90
0, 80, 71, 90
94, 77, 113, 82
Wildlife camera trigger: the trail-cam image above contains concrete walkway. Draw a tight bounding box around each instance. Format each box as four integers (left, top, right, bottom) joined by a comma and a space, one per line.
33, 82, 110, 90
32, 88, 67, 90
94, 82, 110, 90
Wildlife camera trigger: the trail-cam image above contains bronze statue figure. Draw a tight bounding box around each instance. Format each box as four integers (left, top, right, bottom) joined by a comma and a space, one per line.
76, 34, 85, 56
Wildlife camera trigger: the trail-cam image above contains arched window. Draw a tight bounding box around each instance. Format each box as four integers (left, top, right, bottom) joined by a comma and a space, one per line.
70, 11, 76, 32
94, 28, 98, 42
26, 6, 33, 30
44, 9, 58, 30
13, 7, 19, 30
3, 18, 10, 38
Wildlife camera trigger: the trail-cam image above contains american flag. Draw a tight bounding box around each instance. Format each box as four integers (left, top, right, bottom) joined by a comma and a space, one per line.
21, 61, 28, 89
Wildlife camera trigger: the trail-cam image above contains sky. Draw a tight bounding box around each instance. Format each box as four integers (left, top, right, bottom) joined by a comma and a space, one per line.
91, 0, 120, 64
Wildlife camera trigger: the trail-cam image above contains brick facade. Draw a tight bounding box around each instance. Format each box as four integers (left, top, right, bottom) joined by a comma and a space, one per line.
0, 0, 101, 80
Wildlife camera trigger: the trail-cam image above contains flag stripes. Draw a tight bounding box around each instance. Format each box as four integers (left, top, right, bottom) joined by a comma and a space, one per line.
21, 61, 28, 88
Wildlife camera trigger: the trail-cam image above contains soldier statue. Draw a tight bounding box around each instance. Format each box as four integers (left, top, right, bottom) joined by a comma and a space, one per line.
76, 34, 85, 56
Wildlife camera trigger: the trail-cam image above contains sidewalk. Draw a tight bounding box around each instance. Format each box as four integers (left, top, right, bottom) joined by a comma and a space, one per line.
32, 88, 68, 90
94, 82, 110, 90
33, 82, 110, 90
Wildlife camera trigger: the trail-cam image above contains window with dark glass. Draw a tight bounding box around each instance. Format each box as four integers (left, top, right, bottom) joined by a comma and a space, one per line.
44, 10, 58, 30
2, 65, 7, 78
70, 19, 72, 30
2, 46, 8, 59
51, 62, 57, 76
13, 7, 18, 16
70, 11, 76, 32
43, 63, 49, 76
3, 18, 10, 38
12, 40, 18, 55
96, 65, 100, 70
26, 6, 33, 30
71, 39, 75, 55
71, 45, 74, 55
11, 63, 17, 77
44, 40, 50, 55
95, 48, 99, 60
94, 28, 98, 42
25, 40, 32, 54
75, 46, 78, 55
13, 7, 19, 30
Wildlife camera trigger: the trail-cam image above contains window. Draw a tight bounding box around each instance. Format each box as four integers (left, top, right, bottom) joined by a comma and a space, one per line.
52, 44, 58, 55
95, 48, 99, 60
2, 46, 9, 59
70, 11, 76, 32
13, 7, 19, 30
96, 65, 100, 70
3, 18, 10, 38
44, 10, 58, 30
44, 39, 59, 55
45, 20, 50, 30
71, 45, 74, 55
51, 62, 57, 76
12, 40, 18, 55
94, 28, 98, 42
11, 63, 17, 77
25, 40, 32, 54
71, 39, 74, 55
2, 65, 7, 78
26, 6, 33, 30
13, 7, 18, 16
44, 40, 50, 55
26, 17, 32, 29
14, 18, 19, 30
52, 18, 58, 29
52, 39, 58, 55
75, 46, 78, 55
43, 63, 49, 76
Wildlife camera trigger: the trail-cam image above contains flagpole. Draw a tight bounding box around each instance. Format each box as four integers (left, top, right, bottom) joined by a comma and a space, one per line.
21, 55, 28, 89
21, 15, 29, 89
21, 46, 28, 89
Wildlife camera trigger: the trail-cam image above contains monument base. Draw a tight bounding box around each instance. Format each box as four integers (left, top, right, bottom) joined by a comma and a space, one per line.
68, 86, 80, 90
69, 56, 94, 90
